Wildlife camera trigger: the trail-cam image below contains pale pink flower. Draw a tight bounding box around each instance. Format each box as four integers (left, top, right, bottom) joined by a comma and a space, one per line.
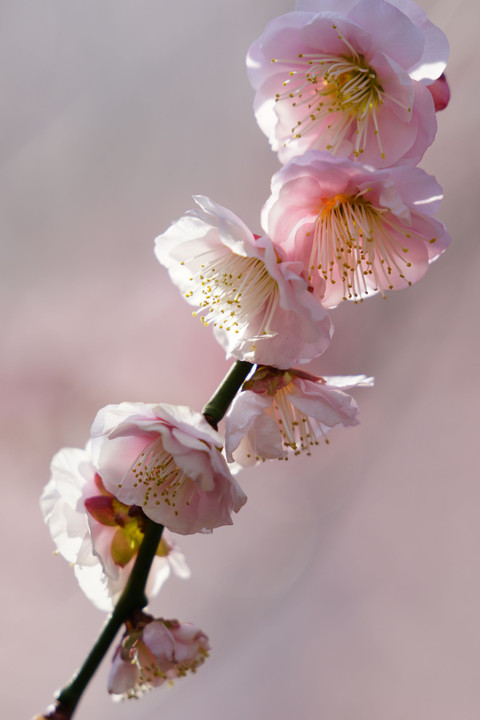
108, 614, 210, 699
247, 0, 448, 166
262, 150, 450, 308
90, 401, 247, 535
40, 446, 189, 612
225, 366, 372, 466
154, 195, 332, 369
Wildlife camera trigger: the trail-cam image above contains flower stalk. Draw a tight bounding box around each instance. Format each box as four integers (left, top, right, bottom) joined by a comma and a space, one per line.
39, 359, 251, 719
49, 520, 165, 720
202, 360, 254, 429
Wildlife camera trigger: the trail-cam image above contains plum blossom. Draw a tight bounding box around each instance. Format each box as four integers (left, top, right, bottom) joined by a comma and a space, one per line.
108, 613, 210, 699
247, 0, 449, 166
40, 446, 189, 612
262, 150, 450, 308
90, 401, 247, 535
225, 366, 373, 466
154, 195, 332, 369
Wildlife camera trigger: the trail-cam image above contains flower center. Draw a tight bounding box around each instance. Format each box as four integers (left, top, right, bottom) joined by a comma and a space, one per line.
272, 27, 409, 157
120, 439, 195, 518
268, 383, 325, 457
85, 475, 173, 566
186, 252, 280, 337
307, 193, 423, 302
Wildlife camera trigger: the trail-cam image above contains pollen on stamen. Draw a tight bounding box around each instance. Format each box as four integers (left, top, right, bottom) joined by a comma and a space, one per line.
184, 250, 280, 339
307, 192, 425, 301
273, 48, 390, 159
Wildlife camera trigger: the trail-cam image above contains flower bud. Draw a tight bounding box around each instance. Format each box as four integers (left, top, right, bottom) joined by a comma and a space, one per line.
427, 73, 450, 111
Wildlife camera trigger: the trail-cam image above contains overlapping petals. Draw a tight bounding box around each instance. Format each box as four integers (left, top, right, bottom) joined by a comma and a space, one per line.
262, 150, 450, 307
155, 195, 333, 368
40, 446, 189, 611
108, 613, 210, 699
247, 0, 448, 166
90, 402, 247, 535
225, 366, 372, 466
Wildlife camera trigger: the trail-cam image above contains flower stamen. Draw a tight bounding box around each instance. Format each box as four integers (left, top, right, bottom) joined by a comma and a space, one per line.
267, 384, 323, 457
120, 439, 192, 515
187, 251, 280, 337
272, 28, 411, 159
307, 194, 422, 302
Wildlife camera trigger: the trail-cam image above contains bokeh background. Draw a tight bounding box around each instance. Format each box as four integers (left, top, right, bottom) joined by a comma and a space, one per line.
2, 1, 479, 718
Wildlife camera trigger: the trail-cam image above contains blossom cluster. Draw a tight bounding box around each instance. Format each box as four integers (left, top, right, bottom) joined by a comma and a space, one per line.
39, 0, 450, 711
41, 442, 191, 613
42, 404, 247, 607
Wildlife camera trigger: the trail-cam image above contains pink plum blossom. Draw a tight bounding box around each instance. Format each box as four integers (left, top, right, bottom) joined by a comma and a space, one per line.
40, 446, 189, 612
108, 613, 210, 699
225, 366, 373, 466
262, 150, 450, 308
154, 195, 332, 369
247, 0, 449, 166
89, 401, 247, 535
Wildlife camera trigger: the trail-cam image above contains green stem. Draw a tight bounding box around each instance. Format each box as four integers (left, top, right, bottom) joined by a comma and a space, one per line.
202, 360, 253, 429
53, 521, 164, 719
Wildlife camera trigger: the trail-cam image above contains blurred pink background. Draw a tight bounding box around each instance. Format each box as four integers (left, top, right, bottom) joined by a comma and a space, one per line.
2, 1, 479, 718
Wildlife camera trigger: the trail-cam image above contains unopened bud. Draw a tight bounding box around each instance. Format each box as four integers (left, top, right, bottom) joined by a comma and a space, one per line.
427, 73, 450, 112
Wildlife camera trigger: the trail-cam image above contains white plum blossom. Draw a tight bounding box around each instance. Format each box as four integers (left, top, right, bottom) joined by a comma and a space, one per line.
225, 366, 373, 466
40, 445, 189, 612
154, 195, 333, 369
